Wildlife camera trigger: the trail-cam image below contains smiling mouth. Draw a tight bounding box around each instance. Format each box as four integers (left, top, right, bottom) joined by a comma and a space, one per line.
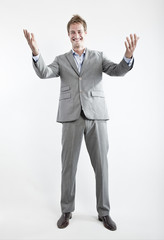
72, 37, 82, 41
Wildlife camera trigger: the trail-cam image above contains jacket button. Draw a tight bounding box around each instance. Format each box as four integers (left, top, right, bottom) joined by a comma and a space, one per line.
79, 77, 82, 80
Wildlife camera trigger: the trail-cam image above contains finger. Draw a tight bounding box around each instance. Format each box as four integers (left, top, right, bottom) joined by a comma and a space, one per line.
24, 30, 30, 43
134, 33, 138, 46
134, 33, 139, 41
23, 29, 28, 38
134, 34, 140, 46
124, 41, 129, 50
26, 31, 31, 43
134, 34, 140, 41
130, 34, 134, 48
24, 29, 28, 39
126, 37, 131, 49
25, 30, 29, 39
31, 33, 35, 41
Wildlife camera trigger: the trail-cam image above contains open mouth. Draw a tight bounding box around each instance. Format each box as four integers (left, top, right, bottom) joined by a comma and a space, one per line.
72, 37, 82, 42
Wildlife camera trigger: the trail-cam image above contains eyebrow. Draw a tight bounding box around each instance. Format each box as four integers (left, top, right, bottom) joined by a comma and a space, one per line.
70, 30, 82, 33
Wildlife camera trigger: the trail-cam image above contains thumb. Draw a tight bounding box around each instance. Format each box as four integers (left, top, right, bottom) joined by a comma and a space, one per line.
31, 33, 35, 41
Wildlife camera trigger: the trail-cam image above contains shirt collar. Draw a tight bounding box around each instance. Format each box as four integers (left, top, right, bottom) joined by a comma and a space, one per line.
72, 49, 86, 57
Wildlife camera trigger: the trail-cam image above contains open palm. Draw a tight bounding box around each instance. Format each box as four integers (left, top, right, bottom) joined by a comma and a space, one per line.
125, 34, 139, 58
23, 29, 39, 56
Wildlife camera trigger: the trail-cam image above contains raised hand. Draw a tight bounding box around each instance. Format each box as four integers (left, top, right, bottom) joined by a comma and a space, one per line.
23, 29, 39, 56
125, 34, 139, 58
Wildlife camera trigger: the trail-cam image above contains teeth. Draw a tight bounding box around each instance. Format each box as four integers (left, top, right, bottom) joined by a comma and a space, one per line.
72, 38, 82, 41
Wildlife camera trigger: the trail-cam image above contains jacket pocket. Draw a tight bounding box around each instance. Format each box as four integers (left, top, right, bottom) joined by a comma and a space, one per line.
60, 92, 71, 100
61, 86, 70, 92
91, 91, 105, 98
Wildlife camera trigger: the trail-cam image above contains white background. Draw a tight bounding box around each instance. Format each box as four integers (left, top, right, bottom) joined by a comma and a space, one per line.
0, 0, 164, 239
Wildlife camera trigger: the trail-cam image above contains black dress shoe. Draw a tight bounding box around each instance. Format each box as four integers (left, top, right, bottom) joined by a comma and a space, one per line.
57, 212, 72, 229
98, 215, 117, 231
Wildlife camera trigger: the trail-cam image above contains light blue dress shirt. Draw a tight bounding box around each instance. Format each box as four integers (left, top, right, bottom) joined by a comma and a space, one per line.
72, 49, 85, 72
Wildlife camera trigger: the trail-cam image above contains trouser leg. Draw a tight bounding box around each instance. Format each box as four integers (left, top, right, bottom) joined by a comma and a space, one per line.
84, 120, 110, 217
61, 116, 84, 213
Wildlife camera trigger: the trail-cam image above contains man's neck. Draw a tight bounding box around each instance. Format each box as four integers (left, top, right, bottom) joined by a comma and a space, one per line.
73, 47, 85, 56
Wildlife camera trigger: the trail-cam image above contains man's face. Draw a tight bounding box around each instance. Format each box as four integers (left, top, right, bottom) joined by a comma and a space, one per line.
68, 23, 87, 50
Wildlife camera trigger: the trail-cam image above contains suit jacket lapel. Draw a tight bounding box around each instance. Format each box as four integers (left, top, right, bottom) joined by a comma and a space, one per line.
65, 48, 90, 76
65, 50, 79, 76
80, 48, 89, 76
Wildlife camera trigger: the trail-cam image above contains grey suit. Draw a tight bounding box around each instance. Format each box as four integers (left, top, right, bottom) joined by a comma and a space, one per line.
33, 49, 133, 122
33, 48, 133, 216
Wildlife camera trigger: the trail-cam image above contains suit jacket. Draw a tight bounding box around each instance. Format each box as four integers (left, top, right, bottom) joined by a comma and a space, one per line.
32, 48, 134, 123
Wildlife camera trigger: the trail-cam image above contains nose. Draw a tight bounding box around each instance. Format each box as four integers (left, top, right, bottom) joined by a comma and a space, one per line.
75, 32, 79, 39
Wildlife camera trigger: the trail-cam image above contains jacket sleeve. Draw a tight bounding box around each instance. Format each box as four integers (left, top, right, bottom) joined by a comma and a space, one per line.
32, 54, 60, 79
102, 52, 134, 76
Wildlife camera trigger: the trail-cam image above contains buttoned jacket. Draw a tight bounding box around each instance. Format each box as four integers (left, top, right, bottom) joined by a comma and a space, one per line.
32, 48, 134, 122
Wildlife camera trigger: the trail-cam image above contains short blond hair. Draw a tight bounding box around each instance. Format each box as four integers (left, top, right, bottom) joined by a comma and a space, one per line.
67, 15, 87, 33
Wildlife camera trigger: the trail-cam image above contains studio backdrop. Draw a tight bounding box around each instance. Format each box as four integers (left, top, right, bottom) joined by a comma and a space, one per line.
0, 0, 164, 239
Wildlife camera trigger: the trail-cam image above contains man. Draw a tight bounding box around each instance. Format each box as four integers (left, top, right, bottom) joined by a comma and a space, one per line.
23, 15, 139, 231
